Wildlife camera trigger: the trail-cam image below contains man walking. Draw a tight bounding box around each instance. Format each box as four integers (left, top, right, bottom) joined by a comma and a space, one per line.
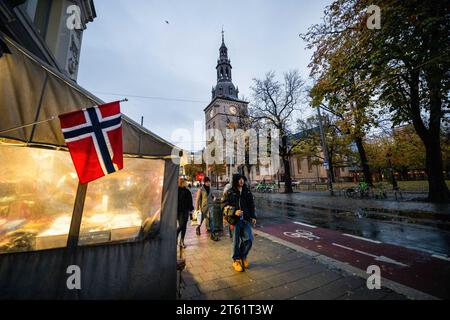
222, 174, 256, 272
195, 177, 218, 241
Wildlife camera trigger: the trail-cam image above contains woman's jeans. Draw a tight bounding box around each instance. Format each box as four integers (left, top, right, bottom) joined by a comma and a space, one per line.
232, 220, 253, 261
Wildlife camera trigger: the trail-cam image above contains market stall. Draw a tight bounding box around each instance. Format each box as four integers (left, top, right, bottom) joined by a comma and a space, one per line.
0, 34, 180, 299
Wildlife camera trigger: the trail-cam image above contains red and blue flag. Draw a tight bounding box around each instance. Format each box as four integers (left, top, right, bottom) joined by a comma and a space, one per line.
59, 101, 123, 184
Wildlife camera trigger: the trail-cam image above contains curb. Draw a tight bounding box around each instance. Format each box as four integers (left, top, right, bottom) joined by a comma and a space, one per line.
254, 229, 439, 301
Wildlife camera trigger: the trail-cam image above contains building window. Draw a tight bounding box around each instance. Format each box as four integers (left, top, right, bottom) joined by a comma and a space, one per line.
21, 0, 52, 37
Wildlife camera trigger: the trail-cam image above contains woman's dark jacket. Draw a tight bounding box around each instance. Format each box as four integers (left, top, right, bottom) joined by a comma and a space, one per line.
221, 186, 256, 222
178, 187, 194, 214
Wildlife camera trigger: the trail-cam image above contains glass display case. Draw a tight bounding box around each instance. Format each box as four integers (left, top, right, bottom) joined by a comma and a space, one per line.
78, 157, 165, 246
0, 143, 77, 254
0, 143, 165, 254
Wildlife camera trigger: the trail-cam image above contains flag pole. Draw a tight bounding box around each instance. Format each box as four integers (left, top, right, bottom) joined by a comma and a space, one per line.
0, 99, 128, 135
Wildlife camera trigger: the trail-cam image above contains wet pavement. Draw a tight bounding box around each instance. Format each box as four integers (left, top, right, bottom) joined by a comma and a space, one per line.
259, 220, 450, 299
178, 223, 407, 300
254, 193, 450, 256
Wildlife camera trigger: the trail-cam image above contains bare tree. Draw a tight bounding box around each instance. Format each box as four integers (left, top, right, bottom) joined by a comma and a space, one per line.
250, 70, 305, 193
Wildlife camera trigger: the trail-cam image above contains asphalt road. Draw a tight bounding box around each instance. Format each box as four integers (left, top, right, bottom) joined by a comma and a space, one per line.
259, 220, 450, 299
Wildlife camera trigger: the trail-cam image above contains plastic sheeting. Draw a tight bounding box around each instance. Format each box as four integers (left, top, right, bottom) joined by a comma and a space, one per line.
0, 144, 167, 255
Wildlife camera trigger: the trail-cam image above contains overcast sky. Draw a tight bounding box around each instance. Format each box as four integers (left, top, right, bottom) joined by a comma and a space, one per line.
77, 0, 331, 150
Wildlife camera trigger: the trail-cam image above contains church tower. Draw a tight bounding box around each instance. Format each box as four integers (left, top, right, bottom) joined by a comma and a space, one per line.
205, 31, 248, 139
204, 31, 249, 182
212, 31, 239, 100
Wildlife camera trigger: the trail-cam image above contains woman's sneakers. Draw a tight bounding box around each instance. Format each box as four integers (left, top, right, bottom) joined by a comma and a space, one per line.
243, 259, 249, 269
233, 260, 244, 272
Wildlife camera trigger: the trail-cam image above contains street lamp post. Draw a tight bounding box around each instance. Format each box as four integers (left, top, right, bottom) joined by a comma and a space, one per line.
316, 106, 334, 196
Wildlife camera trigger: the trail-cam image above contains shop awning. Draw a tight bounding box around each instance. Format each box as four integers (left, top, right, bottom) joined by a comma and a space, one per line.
0, 33, 178, 158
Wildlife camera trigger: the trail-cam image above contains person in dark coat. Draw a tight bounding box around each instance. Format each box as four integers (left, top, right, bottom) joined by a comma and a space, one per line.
221, 174, 256, 272
177, 177, 194, 248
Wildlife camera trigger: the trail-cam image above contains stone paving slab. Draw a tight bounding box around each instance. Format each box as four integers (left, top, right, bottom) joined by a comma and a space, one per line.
178, 224, 409, 300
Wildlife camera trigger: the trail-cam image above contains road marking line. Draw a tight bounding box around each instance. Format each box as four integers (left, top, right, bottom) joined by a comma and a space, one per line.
343, 234, 382, 244
332, 243, 354, 251
355, 249, 378, 259
293, 221, 317, 229
432, 254, 450, 262
332, 243, 409, 267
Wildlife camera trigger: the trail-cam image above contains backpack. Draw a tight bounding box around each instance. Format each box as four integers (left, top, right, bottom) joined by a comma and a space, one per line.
223, 205, 239, 226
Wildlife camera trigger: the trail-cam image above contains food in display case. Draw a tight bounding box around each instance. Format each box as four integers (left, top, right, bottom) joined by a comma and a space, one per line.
0, 145, 78, 254
0, 144, 166, 254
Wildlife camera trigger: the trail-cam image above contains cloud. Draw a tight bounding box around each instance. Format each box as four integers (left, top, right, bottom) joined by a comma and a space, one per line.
77, 0, 329, 149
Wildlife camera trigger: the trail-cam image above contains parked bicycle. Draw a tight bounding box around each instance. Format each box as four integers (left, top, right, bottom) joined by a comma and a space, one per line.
345, 182, 371, 199
255, 182, 278, 193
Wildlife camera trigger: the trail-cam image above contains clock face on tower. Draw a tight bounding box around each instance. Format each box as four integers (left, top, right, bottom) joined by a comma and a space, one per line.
229, 106, 237, 115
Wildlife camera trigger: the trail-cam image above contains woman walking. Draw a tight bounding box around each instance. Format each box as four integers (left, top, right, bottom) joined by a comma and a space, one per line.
222, 174, 256, 272
177, 177, 194, 248
195, 177, 218, 241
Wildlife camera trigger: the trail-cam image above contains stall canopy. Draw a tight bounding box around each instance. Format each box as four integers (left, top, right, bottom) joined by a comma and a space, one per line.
0, 33, 180, 299
0, 33, 177, 158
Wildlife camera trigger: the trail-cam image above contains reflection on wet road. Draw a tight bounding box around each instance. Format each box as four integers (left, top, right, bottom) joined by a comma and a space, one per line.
255, 197, 450, 256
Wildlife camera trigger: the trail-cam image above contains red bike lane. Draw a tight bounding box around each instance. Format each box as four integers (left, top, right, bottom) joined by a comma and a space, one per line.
259, 221, 450, 299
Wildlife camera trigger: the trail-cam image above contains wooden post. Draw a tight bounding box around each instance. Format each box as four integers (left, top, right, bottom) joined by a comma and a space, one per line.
67, 183, 88, 249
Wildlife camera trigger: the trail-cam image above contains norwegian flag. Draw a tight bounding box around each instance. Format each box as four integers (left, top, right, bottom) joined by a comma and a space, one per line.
59, 101, 124, 184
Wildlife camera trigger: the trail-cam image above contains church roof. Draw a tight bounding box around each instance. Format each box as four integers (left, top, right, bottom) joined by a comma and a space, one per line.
212, 30, 240, 101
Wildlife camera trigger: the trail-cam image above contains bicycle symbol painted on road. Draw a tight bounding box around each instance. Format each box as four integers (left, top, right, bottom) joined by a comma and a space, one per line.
283, 230, 321, 241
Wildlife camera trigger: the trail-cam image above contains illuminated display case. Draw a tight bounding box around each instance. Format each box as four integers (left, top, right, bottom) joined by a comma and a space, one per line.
0, 143, 165, 254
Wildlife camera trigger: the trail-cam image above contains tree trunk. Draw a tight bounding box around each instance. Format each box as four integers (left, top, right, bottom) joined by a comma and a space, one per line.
281, 136, 294, 194
283, 157, 294, 193
354, 136, 373, 186
328, 156, 336, 183
408, 31, 449, 202
424, 140, 449, 202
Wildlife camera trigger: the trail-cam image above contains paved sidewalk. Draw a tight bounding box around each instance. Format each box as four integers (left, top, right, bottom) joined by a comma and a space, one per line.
178, 224, 407, 300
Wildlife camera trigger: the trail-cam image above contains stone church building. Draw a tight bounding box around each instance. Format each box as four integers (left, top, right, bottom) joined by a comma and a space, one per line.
203, 33, 354, 186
